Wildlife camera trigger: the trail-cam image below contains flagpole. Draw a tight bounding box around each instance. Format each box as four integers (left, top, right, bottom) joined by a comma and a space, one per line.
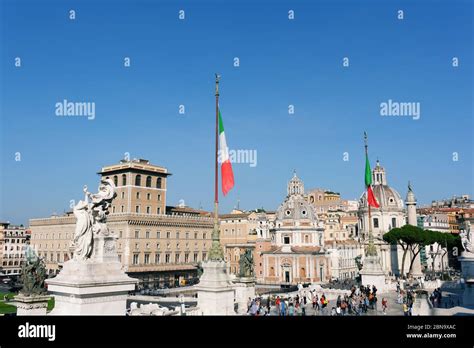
364, 132, 377, 257
209, 73, 224, 261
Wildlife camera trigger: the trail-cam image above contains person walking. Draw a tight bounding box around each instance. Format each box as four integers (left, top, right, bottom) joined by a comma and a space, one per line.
288, 303, 295, 316
276, 296, 281, 315
382, 297, 388, 315
403, 303, 409, 316
280, 299, 287, 316
302, 295, 307, 316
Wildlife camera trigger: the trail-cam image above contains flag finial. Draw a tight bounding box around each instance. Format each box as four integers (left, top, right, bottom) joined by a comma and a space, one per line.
215, 73, 221, 97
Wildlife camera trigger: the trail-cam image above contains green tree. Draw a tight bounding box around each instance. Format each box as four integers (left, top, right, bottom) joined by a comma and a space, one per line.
383, 225, 437, 277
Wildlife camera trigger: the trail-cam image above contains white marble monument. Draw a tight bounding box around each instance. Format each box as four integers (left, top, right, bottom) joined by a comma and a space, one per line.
360, 255, 387, 292
458, 222, 474, 307
195, 260, 235, 315
46, 180, 137, 315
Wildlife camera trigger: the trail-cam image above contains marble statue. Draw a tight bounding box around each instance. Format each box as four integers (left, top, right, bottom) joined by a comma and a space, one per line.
460, 221, 473, 254
72, 179, 116, 260
239, 249, 254, 278
20, 247, 47, 296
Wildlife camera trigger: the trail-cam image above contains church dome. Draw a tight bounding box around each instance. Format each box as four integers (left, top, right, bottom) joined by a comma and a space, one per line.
359, 161, 404, 211
276, 172, 318, 222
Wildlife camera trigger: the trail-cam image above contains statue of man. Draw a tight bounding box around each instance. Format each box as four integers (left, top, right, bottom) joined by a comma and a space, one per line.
239, 249, 254, 278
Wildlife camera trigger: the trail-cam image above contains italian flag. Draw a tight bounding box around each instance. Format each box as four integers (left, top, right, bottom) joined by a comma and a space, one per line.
219, 109, 234, 196
365, 153, 380, 208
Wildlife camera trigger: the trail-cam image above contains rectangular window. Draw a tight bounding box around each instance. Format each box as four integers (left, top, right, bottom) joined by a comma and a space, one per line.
146, 206, 151, 214
373, 218, 379, 228
158, 194, 161, 201
176, 232, 180, 239
118, 254, 122, 262
203, 233, 206, 239
146, 231, 150, 239
119, 231, 123, 238
185, 253, 189, 263
194, 253, 198, 262
392, 218, 397, 228
284, 236, 290, 244
147, 193, 151, 200
186, 232, 189, 239
144, 254, 150, 264
194, 232, 198, 239
157, 231, 160, 239
155, 254, 160, 264
135, 231, 140, 239
135, 206, 140, 213
133, 254, 139, 265
175, 253, 180, 263
166, 232, 171, 239
165, 254, 170, 264
202, 252, 207, 261
157, 207, 161, 214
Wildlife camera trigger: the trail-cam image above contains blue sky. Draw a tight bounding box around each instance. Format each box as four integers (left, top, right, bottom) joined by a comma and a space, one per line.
1, 0, 473, 225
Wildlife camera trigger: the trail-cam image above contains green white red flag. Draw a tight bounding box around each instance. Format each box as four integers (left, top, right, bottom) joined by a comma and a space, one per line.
365, 153, 380, 208
219, 109, 234, 196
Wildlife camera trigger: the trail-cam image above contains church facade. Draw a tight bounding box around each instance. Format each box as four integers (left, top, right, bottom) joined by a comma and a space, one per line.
258, 173, 331, 284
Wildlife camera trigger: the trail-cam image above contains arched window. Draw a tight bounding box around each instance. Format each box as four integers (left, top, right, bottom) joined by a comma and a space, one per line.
157, 177, 162, 189
135, 174, 141, 186
122, 174, 127, 186
146, 176, 152, 188
113, 175, 118, 186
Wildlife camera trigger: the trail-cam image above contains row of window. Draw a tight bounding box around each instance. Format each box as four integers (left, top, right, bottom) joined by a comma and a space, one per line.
360, 217, 398, 229
2, 260, 23, 266
4, 244, 24, 251
107, 174, 163, 188
32, 233, 70, 240
3, 231, 27, 237
3, 239, 26, 244
130, 242, 205, 250
131, 252, 206, 265
39, 252, 70, 263
130, 230, 208, 240
117, 192, 162, 201
112, 205, 161, 214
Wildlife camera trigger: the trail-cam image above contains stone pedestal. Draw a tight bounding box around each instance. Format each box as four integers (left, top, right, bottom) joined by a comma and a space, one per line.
459, 254, 474, 308
360, 255, 387, 292
233, 277, 256, 315
195, 260, 235, 315
14, 294, 51, 316
45, 235, 137, 315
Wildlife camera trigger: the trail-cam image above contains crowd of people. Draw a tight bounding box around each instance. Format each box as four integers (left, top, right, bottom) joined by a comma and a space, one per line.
396, 282, 416, 316
245, 284, 386, 316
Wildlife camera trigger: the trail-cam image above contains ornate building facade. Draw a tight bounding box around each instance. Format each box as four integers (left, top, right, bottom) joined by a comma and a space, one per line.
258, 173, 330, 284
29, 159, 213, 289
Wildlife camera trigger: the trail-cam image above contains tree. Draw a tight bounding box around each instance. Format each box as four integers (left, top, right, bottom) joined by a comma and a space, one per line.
383, 225, 437, 277
425, 231, 461, 275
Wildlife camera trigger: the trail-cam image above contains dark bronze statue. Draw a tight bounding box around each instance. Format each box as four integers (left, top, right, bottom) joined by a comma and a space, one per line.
19, 247, 47, 296
239, 249, 254, 278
